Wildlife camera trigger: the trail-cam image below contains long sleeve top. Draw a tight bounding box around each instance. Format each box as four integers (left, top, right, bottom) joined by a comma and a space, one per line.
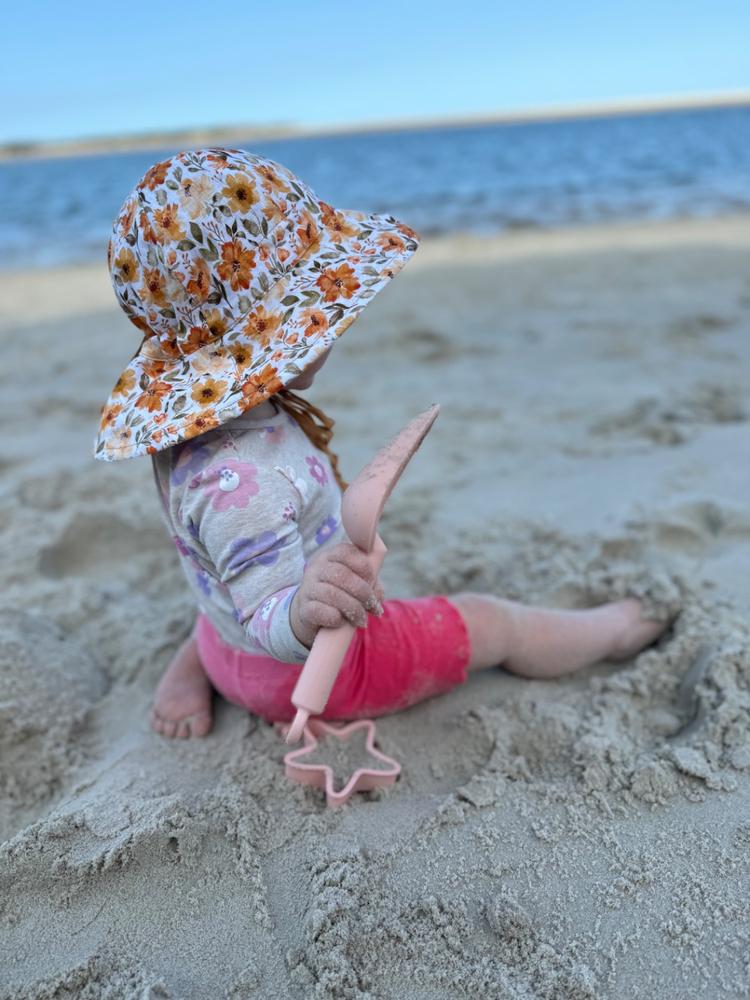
151, 396, 348, 663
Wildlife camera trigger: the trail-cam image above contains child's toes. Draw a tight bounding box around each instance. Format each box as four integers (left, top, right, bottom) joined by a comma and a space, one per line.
188, 712, 213, 738
156, 715, 179, 739
149, 709, 165, 735
175, 720, 191, 739
610, 598, 672, 661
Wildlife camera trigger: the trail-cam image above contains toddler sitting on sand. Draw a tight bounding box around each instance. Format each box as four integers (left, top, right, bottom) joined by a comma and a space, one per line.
94, 148, 668, 738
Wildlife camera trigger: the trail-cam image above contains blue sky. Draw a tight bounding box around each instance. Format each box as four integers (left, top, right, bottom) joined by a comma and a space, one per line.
3, 0, 748, 143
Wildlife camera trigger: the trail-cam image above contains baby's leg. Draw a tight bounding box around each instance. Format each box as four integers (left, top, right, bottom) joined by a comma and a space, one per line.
150, 621, 214, 739
447, 593, 668, 678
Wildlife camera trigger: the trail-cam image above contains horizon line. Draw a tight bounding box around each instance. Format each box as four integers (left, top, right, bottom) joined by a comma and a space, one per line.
2, 89, 749, 163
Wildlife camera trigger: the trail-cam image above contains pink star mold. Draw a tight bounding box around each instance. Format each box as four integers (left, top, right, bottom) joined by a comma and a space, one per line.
281, 719, 401, 808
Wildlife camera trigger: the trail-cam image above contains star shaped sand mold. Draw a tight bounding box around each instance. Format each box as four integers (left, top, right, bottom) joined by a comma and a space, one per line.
280, 719, 401, 808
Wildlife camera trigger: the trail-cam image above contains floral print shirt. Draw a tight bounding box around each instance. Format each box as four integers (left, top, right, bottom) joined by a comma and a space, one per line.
151, 396, 347, 663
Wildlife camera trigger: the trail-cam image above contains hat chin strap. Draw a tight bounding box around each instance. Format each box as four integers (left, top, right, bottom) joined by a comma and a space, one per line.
274, 389, 349, 493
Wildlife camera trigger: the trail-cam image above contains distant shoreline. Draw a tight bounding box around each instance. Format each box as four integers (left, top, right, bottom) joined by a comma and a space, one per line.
2, 91, 749, 164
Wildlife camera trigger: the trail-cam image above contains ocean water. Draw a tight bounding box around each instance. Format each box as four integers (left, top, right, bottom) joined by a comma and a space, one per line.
0, 105, 748, 270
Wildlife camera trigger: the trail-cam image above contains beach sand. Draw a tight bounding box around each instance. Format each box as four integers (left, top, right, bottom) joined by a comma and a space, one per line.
1, 216, 749, 998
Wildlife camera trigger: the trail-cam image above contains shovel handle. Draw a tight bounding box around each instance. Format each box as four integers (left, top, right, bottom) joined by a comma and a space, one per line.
285, 535, 388, 744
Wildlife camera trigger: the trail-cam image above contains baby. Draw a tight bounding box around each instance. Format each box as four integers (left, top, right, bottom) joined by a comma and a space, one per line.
95, 148, 667, 739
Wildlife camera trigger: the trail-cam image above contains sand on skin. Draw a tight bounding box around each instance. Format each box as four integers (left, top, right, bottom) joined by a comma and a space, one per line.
1, 216, 750, 998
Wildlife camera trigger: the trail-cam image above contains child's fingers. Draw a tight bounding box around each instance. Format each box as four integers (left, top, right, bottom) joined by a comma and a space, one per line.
307, 582, 368, 628
304, 600, 345, 629
328, 543, 375, 584
317, 560, 374, 607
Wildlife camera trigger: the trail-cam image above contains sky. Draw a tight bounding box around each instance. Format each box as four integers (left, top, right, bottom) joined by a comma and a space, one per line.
2, 0, 749, 144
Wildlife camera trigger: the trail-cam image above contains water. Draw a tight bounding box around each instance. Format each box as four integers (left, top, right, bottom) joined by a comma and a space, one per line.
1, 105, 748, 270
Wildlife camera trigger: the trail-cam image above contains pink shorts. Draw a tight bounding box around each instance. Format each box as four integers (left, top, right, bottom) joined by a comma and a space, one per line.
195, 595, 471, 723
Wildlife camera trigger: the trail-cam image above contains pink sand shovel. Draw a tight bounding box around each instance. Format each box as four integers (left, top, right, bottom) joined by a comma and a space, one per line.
284, 403, 440, 747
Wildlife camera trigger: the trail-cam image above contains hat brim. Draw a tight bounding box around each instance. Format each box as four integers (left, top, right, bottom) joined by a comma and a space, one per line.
94, 208, 419, 461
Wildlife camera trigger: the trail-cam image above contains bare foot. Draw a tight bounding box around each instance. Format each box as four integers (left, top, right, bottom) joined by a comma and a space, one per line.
150, 636, 213, 739
608, 598, 672, 661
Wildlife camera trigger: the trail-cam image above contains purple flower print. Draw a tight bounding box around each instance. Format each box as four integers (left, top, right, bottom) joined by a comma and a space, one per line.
189, 460, 260, 512
305, 455, 328, 486
315, 516, 338, 546
171, 441, 213, 486
226, 531, 287, 574
282, 501, 297, 522
185, 516, 201, 541
195, 569, 212, 596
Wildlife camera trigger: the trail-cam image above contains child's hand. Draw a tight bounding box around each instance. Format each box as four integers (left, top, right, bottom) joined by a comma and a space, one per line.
290, 543, 384, 649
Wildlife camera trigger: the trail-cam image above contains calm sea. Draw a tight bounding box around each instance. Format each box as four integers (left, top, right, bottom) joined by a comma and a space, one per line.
1, 106, 748, 270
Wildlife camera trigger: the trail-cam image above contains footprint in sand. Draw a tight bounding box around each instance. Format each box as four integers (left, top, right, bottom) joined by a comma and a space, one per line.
647, 499, 750, 556
589, 383, 746, 447
38, 511, 165, 579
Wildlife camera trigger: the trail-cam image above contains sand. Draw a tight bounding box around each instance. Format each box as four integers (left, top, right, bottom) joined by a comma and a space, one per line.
1, 215, 750, 998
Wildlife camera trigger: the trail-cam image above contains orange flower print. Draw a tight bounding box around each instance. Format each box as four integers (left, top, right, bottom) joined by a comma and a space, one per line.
142, 159, 170, 190
128, 313, 152, 335
113, 368, 136, 397
104, 426, 132, 456
118, 199, 137, 236
319, 202, 358, 242
377, 232, 405, 253
241, 364, 282, 404
217, 240, 256, 291
261, 198, 285, 225
204, 309, 228, 338
316, 263, 360, 303
244, 305, 283, 345
183, 325, 213, 353
191, 377, 228, 407
191, 347, 229, 376
296, 212, 320, 249
151, 429, 163, 444
397, 220, 420, 241
154, 411, 168, 425
179, 174, 213, 219
184, 410, 219, 438
301, 308, 328, 337
228, 343, 253, 369
99, 402, 122, 429
114, 248, 139, 284
186, 257, 211, 302
141, 358, 170, 379
135, 380, 172, 412
222, 173, 258, 214
206, 150, 233, 169
153, 204, 184, 242
257, 164, 289, 194
139, 210, 159, 245
141, 268, 168, 307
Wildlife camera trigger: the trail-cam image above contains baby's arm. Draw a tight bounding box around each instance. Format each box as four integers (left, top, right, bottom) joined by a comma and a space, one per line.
182, 473, 311, 663
181, 470, 381, 663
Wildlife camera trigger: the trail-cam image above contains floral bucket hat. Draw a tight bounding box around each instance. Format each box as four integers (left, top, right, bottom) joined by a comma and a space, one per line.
94, 147, 420, 461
